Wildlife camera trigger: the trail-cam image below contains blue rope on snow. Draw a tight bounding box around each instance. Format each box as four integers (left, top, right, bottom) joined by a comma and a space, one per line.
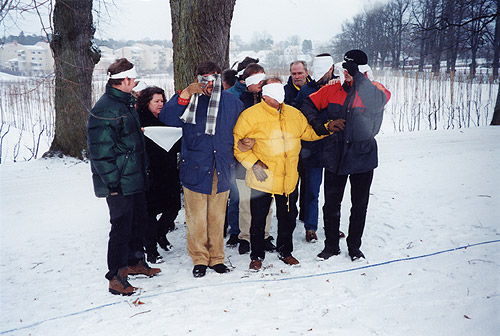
2, 239, 499, 334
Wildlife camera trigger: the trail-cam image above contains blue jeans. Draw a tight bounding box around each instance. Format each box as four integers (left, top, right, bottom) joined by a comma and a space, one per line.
302, 166, 323, 231
226, 179, 240, 235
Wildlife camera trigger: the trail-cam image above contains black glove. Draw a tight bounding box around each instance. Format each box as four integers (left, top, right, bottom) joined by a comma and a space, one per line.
342, 61, 359, 76
108, 183, 122, 196
252, 160, 268, 182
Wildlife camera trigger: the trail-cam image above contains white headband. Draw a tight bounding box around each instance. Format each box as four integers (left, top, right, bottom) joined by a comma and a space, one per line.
312, 56, 333, 81
262, 83, 284, 104
109, 67, 137, 79
245, 73, 266, 87
333, 62, 373, 84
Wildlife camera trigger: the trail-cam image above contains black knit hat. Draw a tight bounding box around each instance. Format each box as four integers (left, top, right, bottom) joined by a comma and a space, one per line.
344, 50, 368, 65
237, 56, 259, 72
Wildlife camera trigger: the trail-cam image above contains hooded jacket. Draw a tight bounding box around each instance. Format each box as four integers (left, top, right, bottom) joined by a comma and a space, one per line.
301, 72, 391, 175
87, 84, 147, 197
233, 101, 326, 196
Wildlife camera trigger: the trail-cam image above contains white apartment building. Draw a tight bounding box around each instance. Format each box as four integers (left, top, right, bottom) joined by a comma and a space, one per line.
1, 41, 173, 77
0, 41, 54, 75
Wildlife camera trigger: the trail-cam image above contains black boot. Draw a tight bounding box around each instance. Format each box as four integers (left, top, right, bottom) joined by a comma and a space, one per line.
145, 246, 163, 264
158, 235, 172, 251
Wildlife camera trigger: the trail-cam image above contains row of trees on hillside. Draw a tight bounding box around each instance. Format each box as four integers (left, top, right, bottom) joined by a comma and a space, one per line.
333, 0, 499, 78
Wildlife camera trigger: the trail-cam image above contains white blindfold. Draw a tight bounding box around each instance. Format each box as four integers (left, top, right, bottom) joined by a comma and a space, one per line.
262, 83, 284, 104
245, 73, 266, 87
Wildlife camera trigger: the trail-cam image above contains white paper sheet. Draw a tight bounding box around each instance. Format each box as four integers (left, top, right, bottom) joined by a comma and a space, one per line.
143, 126, 182, 152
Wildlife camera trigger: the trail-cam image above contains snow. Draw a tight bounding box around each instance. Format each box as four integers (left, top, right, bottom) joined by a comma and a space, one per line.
1, 126, 499, 335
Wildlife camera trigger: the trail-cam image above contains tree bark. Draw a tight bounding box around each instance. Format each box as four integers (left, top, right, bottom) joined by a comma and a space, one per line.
46, 0, 100, 160
170, 0, 235, 91
492, 0, 500, 79
491, 84, 500, 125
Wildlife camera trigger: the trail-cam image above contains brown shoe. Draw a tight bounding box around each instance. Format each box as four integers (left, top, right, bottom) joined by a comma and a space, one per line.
109, 267, 137, 296
128, 260, 161, 277
280, 255, 300, 265
249, 259, 262, 271
339, 230, 346, 239
305, 230, 318, 243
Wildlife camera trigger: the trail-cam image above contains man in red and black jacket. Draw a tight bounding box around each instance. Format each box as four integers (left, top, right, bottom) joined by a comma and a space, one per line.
301, 49, 391, 262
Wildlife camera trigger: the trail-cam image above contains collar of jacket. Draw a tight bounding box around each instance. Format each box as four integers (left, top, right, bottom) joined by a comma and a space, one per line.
259, 100, 283, 115
288, 75, 312, 92
105, 84, 133, 104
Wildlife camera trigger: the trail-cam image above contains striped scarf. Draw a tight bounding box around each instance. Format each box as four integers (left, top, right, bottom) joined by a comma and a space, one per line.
180, 74, 222, 135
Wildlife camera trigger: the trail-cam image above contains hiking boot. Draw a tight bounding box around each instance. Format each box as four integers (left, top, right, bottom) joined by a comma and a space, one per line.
317, 247, 341, 261
263, 236, 276, 252
339, 230, 345, 239
239, 240, 250, 254
109, 267, 137, 296
128, 260, 161, 277
249, 259, 262, 271
350, 250, 365, 261
158, 236, 172, 251
209, 263, 231, 274
226, 234, 240, 247
305, 230, 318, 243
193, 265, 207, 278
279, 255, 300, 265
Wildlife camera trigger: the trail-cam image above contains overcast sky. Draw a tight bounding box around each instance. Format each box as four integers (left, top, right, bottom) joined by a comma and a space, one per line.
4, 0, 386, 43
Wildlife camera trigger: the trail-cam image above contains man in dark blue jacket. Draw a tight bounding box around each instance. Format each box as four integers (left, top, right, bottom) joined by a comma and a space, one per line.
159, 61, 244, 277
301, 50, 391, 262
292, 54, 345, 244
88, 58, 161, 296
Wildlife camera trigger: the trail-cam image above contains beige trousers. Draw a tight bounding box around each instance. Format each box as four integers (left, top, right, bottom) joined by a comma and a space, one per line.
236, 179, 273, 242
183, 174, 229, 266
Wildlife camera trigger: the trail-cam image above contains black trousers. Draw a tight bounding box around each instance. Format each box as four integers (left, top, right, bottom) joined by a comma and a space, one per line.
322, 169, 374, 254
250, 188, 298, 260
105, 192, 147, 280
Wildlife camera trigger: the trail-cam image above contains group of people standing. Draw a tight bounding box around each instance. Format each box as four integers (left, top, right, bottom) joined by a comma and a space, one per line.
87, 49, 390, 296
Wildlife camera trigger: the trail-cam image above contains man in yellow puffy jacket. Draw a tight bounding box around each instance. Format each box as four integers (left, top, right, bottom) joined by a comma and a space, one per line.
233, 77, 344, 271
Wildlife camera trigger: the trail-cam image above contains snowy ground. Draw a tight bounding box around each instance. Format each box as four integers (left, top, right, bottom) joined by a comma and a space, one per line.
1, 126, 499, 335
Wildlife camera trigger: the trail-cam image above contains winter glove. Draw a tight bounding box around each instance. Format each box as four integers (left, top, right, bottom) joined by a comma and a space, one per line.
108, 183, 122, 196
252, 160, 268, 182
342, 61, 359, 76
237, 137, 256, 152
180, 82, 204, 100
327, 119, 346, 133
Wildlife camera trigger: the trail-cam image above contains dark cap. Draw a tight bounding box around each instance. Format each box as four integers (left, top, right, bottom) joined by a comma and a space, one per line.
344, 50, 368, 65
237, 56, 259, 72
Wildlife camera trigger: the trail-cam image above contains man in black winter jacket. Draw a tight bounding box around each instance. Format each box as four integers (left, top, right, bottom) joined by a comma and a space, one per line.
88, 58, 160, 296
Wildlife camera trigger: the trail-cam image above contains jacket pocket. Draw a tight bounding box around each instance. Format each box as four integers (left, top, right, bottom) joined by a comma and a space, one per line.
179, 158, 201, 186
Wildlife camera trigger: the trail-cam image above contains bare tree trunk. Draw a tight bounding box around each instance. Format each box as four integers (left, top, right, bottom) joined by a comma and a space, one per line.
170, 0, 236, 91
493, 0, 500, 79
45, 0, 100, 160
491, 85, 500, 125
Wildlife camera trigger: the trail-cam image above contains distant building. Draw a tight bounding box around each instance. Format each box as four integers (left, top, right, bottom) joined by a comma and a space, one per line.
0, 41, 54, 76
0, 41, 174, 77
